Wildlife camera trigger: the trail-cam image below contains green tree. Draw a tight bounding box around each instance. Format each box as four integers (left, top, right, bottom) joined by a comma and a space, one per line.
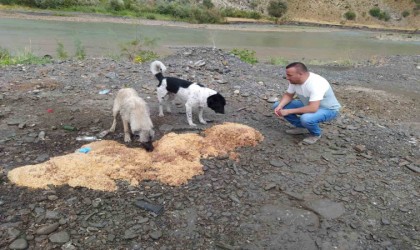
267, 0, 287, 18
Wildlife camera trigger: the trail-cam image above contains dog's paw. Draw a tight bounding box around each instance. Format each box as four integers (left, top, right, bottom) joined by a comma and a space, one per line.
124, 135, 132, 143
158, 113, 164, 117
199, 119, 207, 124
189, 123, 197, 127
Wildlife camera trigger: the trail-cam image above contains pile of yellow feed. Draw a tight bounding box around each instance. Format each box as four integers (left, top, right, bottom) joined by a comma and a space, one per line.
7, 122, 264, 191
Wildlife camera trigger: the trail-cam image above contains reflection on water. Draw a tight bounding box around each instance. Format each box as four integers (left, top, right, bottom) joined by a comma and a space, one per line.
0, 18, 419, 62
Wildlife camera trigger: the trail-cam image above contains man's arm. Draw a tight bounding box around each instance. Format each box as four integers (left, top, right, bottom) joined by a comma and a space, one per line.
275, 92, 294, 111
274, 92, 294, 114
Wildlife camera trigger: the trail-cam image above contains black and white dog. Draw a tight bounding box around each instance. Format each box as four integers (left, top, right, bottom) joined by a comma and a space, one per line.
150, 60, 226, 126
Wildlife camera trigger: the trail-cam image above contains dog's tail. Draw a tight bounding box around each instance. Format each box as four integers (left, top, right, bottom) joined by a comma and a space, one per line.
150, 60, 166, 82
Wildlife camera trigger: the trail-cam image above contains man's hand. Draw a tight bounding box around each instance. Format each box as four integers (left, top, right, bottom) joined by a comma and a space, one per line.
274, 107, 291, 117
274, 106, 282, 117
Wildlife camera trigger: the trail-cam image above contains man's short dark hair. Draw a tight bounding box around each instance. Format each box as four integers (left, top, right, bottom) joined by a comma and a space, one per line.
286, 62, 308, 73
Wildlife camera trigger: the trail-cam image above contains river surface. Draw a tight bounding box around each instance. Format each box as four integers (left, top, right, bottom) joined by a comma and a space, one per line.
1, 17, 419, 62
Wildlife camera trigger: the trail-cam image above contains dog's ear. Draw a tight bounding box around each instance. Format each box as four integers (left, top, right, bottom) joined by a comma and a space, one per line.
207, 94, 226, 114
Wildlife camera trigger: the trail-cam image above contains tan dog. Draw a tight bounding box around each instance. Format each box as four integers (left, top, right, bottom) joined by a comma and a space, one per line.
109, 88, 155, 151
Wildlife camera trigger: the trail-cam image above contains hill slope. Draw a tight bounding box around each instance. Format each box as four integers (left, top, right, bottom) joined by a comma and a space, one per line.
215, 0, 419, 30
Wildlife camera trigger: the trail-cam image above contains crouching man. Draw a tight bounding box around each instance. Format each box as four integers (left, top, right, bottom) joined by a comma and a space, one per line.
274, 62, 341, 144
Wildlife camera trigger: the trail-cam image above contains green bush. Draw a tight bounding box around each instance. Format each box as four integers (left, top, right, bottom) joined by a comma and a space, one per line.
231, 48, 258, 64
344, 11, 356, 20
369, 7, 381, 17
267, 0, 287, 18
369, 7, 390, 21
402, 10, 410, 17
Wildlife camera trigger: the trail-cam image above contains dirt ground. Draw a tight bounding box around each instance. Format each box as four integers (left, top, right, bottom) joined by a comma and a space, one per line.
0, 12, 419, 249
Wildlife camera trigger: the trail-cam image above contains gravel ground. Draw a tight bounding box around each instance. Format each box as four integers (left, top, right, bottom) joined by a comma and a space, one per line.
0, 47, 419, 250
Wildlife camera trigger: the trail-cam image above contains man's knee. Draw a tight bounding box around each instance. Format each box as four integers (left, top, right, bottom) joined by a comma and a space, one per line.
300, 114, 316, 126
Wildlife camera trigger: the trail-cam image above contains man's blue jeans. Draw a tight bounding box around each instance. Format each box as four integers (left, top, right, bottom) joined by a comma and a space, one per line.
283, 100, 339, 136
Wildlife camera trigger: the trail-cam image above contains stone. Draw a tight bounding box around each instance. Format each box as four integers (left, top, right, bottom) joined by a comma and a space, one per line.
49, 231, 70, 243
9, 238, 28, 250
36, 222, 60, 235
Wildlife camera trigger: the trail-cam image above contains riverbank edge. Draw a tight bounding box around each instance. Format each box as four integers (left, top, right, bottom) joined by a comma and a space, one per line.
1, 8, 419, 34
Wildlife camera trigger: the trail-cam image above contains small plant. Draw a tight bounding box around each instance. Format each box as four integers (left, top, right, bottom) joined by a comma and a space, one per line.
0, 47, 11, 61
133, 50, 159, 63
344, 11, 356, 20
74, 39, 86, 60
269, 57, 288, 66
56, 42, 68, 60
230, 48, 258, 64
402, 10, 410, 17
380, 11, 391, 21
120, 38, 159, 63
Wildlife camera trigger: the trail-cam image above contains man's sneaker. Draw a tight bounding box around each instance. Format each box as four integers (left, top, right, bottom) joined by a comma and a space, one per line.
302, 135, 321, 144
285, 128, 309, 135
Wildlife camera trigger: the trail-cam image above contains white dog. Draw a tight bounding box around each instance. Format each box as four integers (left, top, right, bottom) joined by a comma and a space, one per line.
109, 88, 155, 151
150, 60, 226, 126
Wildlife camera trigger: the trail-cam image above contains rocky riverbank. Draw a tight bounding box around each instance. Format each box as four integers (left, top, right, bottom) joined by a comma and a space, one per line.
0, 48, 419, 249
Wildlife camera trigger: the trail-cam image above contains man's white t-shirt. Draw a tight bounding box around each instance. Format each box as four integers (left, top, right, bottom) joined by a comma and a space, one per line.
286, 72, 341, 111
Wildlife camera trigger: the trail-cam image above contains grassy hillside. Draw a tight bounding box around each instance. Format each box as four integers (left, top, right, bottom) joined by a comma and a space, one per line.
0, 0, 418, 30
216, 0, 419, 30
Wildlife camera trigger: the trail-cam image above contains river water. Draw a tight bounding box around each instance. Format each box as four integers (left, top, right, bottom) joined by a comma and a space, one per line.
1, 17, 419, 62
